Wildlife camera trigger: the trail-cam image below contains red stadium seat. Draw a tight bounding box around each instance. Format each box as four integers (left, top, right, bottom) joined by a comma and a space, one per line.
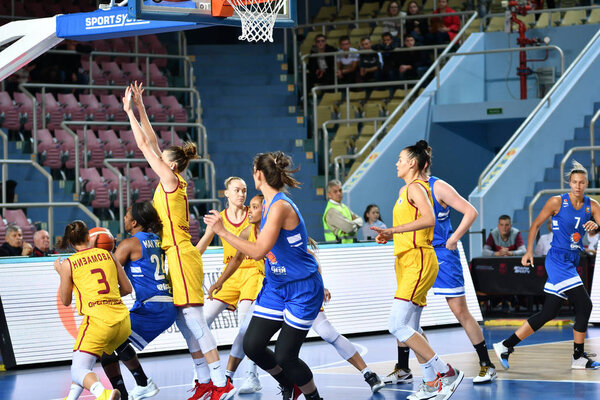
98, 129, 127, 166
0, 92, 21, 130
119, 130, 144, 159
54, 129, 83, 169
76, 129, 105, 168
79, 168, 111, 209
13, 92, 42, 130
36, 92, 65, 130
100, 94, 128, 122
36, 129, 62, 170
101, 167, 127, 208
57, 93, 86, 122
101, 61, 128, 86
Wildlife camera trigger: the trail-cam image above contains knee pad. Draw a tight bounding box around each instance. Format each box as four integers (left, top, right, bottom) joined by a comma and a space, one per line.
116, 343, 137, 363
203, 298, 227, 327
527, 294, 563, 331
182, 306, 217, 353
388, 300, 418, 342
230, 331, 246, 360
331, 335, 357, 360
100, 352, 119, 368
312, 313, 341, 344
176, 310, 202, 353
71, 351, 97, 387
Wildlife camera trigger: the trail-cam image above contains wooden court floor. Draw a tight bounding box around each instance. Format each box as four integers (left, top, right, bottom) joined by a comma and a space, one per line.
1, 325, 599, 399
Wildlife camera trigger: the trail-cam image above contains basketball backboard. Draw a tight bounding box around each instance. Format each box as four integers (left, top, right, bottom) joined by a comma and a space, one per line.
128, 0, 296, 28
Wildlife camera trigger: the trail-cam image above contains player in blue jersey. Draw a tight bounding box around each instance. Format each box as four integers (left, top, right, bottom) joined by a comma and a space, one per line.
494, 161, 600, 370
204, 151, 325, 400
101, 201, 178, 400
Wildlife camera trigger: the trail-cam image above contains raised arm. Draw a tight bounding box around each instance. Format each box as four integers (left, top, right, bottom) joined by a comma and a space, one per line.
434, 179, 478, 250
196, 224, 216, 255
204, 201, 289, 260
123, 86, 178, 191
130, 81, 161, 157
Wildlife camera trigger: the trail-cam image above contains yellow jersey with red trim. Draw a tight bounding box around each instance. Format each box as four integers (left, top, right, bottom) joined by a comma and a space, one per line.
68, 248, 129, 324
153, 173, 191, 250
247, 223, 265, 274
221, 208, 254, 268
393, 179, 434, 255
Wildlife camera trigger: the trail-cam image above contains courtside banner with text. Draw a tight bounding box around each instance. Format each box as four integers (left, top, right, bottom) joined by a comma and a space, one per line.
0, 242, 480, 368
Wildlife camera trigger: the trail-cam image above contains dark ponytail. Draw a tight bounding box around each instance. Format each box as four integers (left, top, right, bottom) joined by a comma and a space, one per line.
404, 140, 432, 172
253, 151, 301, 190
60, 220, 89, 249
131, 202, 163, 235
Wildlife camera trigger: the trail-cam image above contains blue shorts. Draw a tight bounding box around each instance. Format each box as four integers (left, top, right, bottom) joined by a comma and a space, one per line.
432, 247, 465, 297
253, 273, 324, 331
129, 300, 178, 350
544, 247, 583, 299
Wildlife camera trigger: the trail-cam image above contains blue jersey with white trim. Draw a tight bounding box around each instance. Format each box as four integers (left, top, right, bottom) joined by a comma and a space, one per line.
124, 232, 172, 302
261, 192, 319, 286
430, 176, 453, 247
550, 193, 591, 252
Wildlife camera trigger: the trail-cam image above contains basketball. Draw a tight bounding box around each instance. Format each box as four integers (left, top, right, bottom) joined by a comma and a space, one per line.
89, 227, 115, 252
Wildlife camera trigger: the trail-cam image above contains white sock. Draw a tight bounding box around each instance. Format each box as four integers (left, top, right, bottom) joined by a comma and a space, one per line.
247, 361, 257, 374
89, 382, 105, 398
66, 383, 84, 400
431, 354, 449, 375
194, 357, 211, 384
420, 360, 437, 382
360, 367, 372, 376
209, 360, 226, 387
225, 369, 235, 379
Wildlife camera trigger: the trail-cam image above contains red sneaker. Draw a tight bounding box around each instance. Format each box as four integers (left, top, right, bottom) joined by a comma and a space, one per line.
187, 380, 213, 400
280, 384, 302, 400
210, 379, 235, 400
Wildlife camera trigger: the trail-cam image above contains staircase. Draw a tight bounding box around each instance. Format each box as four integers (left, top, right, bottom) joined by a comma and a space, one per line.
512, 101, 600, 232
192, 44, 324, 237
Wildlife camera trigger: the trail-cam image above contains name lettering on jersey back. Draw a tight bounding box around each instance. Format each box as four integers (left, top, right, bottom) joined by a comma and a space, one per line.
72, 252, 110, 269
178, 225, 190, 233
225, 254, 254, 264
142, 239, 161, 248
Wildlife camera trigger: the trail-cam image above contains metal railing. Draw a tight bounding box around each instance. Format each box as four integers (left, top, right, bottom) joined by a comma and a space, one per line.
104, 158, 219, 238
529, 188, 600, 227
483, 5, 600, 26
559, 146, 600, 190
17, 82, 202, 156
311, 78, 419, 154
302, 44, 447, 118
322, 116, 387, 185
436, 45, 565, 90
590, 107, 600, 184
478, 26, 600, 190
332, 11, 480, 181
60, 120, 209, 197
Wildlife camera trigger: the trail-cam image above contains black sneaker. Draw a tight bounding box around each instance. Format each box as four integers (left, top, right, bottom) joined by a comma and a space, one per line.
279, 384, 302, 400
364, 371, 385, 393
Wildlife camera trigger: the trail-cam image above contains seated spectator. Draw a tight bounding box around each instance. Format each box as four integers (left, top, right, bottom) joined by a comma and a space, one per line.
405, 0, 430, 46
358, 37, 383, 82
337, 36, 359, 84
31, 229, 58, 257
431, 0, 460, 44
482, 215, 526, 256
382, 1, 405, 41
534, 218, 553, 256
308, 34, 337, 90
0, 225, 33, 257
584, 222, 599, 255
397, 35, 430, 80
323, 180, 363, 243
373, 32, 399, 81
360, 204, 387, 241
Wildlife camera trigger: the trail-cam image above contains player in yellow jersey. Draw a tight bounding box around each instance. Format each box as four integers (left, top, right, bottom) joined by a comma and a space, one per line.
371, 140, 464, 400
55, 220, 132, 400
196, 180, 264, 393
124, 82, 234, 400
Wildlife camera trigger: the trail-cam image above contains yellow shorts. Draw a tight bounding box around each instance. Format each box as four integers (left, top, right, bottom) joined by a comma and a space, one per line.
166, 245, 204, 306
74, 315, 131, 357
213, 267, 265, 311
394, 247, 438, 307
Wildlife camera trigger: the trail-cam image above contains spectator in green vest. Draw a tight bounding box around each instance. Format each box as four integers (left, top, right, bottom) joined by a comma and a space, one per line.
322, 180, 363, 243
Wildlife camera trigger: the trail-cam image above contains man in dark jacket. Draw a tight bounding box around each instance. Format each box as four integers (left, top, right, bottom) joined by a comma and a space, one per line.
0, 225, 33, 257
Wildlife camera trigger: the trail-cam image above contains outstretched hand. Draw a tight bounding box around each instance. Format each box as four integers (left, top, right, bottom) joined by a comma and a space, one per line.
203, 210, 226, 236
521, 252, 534, 268
122, 86, 132, 113
131, 81, 145, 109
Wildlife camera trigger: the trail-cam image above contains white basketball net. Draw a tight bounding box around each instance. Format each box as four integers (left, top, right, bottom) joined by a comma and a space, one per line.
227, 0, 286, 43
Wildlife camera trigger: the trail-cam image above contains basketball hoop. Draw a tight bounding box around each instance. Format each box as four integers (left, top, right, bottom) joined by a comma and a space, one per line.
226, 0, 286, 43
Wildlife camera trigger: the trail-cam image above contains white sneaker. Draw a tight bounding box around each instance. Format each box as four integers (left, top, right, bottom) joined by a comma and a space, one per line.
472, 365, 497, 384
406, 378, 441, 400
237, 371, 262, 394
130, 377, 159, 400
382, 364, 413, 384
436, 364, 464, 400
493, 341, 512, 370
572, 352, 600, 369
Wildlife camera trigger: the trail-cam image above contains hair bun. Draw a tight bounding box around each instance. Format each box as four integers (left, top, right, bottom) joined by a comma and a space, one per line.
416, 140, 429, 150
182, 142, 198, 159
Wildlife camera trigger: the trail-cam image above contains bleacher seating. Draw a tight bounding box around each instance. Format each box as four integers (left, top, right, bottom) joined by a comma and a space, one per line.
79, 167, 111, 209
36, 129, 62, 170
